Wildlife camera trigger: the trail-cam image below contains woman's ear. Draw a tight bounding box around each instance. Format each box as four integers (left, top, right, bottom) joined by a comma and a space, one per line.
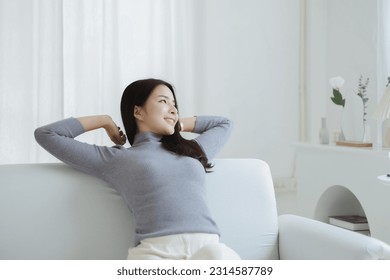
133, 106, 144, 120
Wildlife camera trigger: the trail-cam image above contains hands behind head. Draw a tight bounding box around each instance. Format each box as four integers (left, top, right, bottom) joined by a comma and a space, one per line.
105, 117, 127, 145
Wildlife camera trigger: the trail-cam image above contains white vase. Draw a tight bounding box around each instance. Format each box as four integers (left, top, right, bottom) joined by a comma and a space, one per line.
319, 117, 329, 144
362, 122, 370, 143
339, 108, 346, 141
382, 119, 390, 147
339, 127, 346, 141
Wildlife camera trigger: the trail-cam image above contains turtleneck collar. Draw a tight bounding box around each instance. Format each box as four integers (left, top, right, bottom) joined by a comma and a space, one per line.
132, 131, 163, 146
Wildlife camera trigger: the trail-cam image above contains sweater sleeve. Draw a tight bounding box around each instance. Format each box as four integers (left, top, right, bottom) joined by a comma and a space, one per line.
192, 115, 233, 160
34, 117, 123, 179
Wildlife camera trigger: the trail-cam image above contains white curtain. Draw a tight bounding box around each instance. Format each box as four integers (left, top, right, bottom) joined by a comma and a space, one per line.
0, 0, 198, 164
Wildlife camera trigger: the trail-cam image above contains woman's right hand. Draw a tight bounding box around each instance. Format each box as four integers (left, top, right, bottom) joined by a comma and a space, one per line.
104, 118, 127, 146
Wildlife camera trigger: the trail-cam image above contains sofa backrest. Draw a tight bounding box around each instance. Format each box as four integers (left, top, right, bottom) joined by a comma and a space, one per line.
0, 159, 279, 260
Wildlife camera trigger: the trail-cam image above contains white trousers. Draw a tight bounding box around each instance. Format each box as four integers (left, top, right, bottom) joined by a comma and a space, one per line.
127, 233, 241, 260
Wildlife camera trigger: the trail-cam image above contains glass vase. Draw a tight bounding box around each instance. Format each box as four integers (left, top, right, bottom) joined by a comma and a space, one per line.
338, 108, 346, 141
319, 117, 329, 144
362, 122, 370, 143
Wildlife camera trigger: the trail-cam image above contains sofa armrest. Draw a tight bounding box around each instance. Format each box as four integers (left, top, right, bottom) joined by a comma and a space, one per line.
278, 214, 390, 260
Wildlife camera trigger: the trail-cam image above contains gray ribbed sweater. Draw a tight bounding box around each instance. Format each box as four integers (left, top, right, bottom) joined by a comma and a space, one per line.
34, 116, 232, 244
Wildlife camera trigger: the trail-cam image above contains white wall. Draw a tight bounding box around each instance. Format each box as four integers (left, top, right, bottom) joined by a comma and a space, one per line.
276, 0, 382, 215
306, 0, 380, 144
193, 0, 301, 179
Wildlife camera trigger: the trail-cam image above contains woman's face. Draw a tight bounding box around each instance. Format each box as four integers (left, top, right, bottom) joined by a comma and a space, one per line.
134, 84, 178, 135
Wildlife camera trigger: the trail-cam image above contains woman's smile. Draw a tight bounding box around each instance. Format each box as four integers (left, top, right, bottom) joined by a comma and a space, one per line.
164, 117, 177, 125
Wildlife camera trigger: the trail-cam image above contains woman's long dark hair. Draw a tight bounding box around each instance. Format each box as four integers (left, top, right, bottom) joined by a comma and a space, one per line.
120, 79, 212, 171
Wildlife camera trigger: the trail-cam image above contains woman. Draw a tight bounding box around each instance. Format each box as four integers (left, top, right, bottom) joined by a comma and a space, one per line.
35, 78, 240, 260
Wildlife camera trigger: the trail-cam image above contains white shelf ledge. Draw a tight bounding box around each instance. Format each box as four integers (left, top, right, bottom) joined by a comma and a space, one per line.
293, 142, 390, 158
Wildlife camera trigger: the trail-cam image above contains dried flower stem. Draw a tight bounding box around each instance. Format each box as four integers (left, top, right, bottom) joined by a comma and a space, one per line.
356, 75, 370, 124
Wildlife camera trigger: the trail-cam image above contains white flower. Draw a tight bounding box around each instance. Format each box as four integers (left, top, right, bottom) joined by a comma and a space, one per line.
329, 76, 345, 90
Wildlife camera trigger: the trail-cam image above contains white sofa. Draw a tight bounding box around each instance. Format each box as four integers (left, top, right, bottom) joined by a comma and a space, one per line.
1, 159, 390, 260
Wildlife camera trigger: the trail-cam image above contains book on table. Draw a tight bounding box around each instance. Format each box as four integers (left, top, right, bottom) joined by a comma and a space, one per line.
328, 215, 369, 231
